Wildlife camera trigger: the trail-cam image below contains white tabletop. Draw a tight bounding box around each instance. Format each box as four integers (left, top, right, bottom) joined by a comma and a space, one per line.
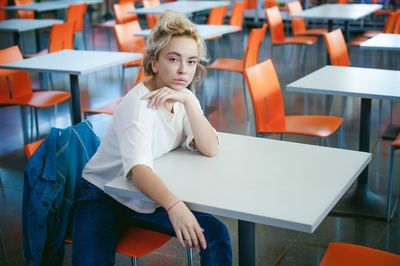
1, 0, 103, 12
104, 132, 371, 233
136, 24, 240, 39
131, 1, 230, 15
286, 65, 400, 101
360, 33, 400, 51
0, 49, 142, 75
0, 19, 63, 32
292, 4, 382, 21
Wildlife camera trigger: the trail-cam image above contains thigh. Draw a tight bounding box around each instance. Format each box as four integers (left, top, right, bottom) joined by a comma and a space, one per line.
72, 198, 123, 266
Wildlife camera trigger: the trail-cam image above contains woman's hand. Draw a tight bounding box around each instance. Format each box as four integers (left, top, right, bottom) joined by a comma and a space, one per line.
167, 201, 207, 251
141, 87, 189, 109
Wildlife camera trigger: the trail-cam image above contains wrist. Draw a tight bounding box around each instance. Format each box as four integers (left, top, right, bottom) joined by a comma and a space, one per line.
166, 199, 182, 213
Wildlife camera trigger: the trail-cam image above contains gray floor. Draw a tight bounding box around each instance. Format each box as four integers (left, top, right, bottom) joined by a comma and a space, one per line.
1, 10, 400, 266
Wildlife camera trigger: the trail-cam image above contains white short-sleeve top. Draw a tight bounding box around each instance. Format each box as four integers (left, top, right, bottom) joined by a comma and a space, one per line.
82, 82, 204, 213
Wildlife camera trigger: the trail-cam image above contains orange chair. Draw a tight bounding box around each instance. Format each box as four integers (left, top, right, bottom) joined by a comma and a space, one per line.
114, 20, 145, 94
229, 1, 246, 32
264, 0, 287, 12
244, 0, 257, 10
320, 242, 400, 266
337, 0, 347, 4
66, 3, 88, 49
207, 5, 229, 25
394, 12, 400, 33
387, 133, 400, 221
113, 2, 138, 24
143, 0, 161, 28
359, 10, 400, 38
244, 59, 343, 146
83, 65, 152, 117
0, 46, 71, 140
24, 139, 177, 266
14, 0, 34, 19
265, 6, 317, 69
372, 0, 393, 16
207, 24, 267, 121
287, 1, 327, 36
0, 0, 7, 21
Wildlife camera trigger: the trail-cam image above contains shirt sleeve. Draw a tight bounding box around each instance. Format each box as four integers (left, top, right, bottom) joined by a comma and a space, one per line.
114, 94, 155, 177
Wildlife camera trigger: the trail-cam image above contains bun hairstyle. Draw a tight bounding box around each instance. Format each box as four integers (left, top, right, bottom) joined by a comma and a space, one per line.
143, 10, 209, 91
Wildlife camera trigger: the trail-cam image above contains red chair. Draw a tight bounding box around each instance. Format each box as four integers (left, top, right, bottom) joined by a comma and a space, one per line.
244, 59, 343, 146
66, 3, 88, 49
24, 139, 177, 266
14, 0, 34, 19
143, 0, 161, 28
207, 24, 267, 121
287, 1, 327, 37
0, 46, 71, 140
207, 5, 228, 25
113, 2, 138, 24
320, 242, 400, 266
387, 133, 400, 221
229, 1, 246, 32
264, 0, 287, 12
0, 0, 7, 21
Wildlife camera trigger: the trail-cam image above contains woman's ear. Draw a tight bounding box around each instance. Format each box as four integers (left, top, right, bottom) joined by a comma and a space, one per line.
151, 59, 158, 74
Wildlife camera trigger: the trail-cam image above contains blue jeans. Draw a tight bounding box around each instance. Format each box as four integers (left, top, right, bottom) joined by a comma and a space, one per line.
72, 178, 232, 266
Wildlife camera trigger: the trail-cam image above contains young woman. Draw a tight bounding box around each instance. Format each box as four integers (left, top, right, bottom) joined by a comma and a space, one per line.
73, 10, 232, 266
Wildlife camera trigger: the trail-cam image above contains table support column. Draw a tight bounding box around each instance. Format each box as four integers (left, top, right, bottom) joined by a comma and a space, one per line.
238, 220, 255, 266
70, 74, 82, 125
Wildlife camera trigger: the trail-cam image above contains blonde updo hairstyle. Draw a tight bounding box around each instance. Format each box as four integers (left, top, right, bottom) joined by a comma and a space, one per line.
143, 10, 209, 92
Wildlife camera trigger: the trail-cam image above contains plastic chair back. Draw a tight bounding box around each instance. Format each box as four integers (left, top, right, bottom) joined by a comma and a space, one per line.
136, 65, 152, 85
24, 139, 44, 159
244, 59, 285, 133
383, 10, 400, 33
323, 29, 350, 67
287, 1, 307, 35
243, 24, 267, 69
66, 3, 87, 33
48, 23, 75, 53
229, 2, 246, 29
320, 242, 400, 266
337, 0, 347, 4
0, 0, 7, 21
0, 45, 32, 100
114, 21, 145, 55
264, 0, 277, 8
393, 12, 400, 34
244, 0, 257, 10
113, 2, 138, 24
265, 6, 285, 44
207, 5, 228, 25
143, 0, 160, 28
14, 0, 34, 19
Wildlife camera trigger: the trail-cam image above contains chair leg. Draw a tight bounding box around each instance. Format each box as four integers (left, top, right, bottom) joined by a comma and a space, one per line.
0, 228, 8, 264
338, 124, 343, 149
34, 108, 39, 140
131, 256, 138, 266
341, 96, 347, 118
300, 45, 306, 66
280, 133, 283, 141
304, 94, 308, 115
186, 247, 193, 266
216, 70, 220, 109
387, 147, 396, 221
242, 76, 250, 121
318, 137, 322, 146
121, 66, 126, 95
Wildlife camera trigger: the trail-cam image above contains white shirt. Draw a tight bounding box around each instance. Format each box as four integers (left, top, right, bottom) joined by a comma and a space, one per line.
82, 82, 204, 213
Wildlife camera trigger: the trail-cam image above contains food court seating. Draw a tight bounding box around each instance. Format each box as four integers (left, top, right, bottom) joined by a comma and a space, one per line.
244, 59, 343, 146
14, 0, 34, 19
287, 1, 327, 37
66, 3, 88, 50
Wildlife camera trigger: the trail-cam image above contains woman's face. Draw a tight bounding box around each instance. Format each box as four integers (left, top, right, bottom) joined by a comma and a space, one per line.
151, 36, 199, 91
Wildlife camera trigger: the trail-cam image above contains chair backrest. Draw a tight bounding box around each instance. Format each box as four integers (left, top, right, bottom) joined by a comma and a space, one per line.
0, 0, 7, 21
243, 24, 267, 69
14, 0, 34, 19
244, 59, 285, 133
244, 0, 257, 10
265, 6, 285, 44
323, 29, 350, 67
207, 5, 228, 25
48, 23, 75, 53
229, 2, 246, 29
114, 21, 145, 55
143, 0, 161, 28
0, 45, 33, 101
320, 242, 400, 266
287, 1, 307, 35
264, 0, 277, 8
337, 0, 347, 4
24, 139, 44, 159
135, 65, 152, 85
383, 10, 400, 33
113, 2, 138, 24
393, 11, 400, 34
66, 3, 87, 33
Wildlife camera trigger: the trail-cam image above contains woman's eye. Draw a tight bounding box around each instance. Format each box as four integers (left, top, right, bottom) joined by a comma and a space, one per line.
169, 57, 178, 62
188, 60, 197, 65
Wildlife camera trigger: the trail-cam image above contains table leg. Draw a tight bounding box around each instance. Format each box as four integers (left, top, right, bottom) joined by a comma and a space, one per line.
332, 98, 388, 219
238, 220, 255, 266
343, 20, 349, 42
70, 74, 82, 125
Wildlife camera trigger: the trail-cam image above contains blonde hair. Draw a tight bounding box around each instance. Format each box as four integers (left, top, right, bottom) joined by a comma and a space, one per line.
143, 10, 209, 91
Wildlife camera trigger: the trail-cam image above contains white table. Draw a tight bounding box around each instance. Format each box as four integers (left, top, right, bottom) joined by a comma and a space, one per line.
360, 33, 400, 51
131, 1, 229, 15
0, 18, 63, 51
104, 132, 371, 266
287, 65, 400, 219
136, 24, 240, 40
0, 50, 142, 125
292, 4, 382, 41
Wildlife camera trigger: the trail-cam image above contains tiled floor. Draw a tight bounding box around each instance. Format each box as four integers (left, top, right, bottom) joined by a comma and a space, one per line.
1, 9, 399, 266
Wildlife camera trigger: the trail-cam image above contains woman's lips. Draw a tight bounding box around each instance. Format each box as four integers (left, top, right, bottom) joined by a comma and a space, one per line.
174, 79, 187, 85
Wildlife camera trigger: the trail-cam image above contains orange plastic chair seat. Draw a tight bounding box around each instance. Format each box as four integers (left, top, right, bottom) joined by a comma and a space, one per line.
298, 28, 328, 36
320, 242, 400, 266
279, 36, 317, 45
258, 115, 343, 138
6, 91, 71, 108
207, 58, 243, 72
82, 97, 123, 115
374, 10, 393, 16
391, 133, 400, 147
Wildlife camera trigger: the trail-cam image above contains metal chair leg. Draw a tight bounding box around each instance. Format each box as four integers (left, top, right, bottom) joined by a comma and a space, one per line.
338, 124, 343, 149
387, 147, 399, 221
242, 76, 250, 121
131, 256, 137, 266
34, 108, 39, 140
187, 247, 193, 266
341, 96, 348, 118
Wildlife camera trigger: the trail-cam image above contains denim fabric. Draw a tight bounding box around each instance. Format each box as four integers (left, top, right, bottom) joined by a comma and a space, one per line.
72, 178, 232, 266
22, 121, 100, 266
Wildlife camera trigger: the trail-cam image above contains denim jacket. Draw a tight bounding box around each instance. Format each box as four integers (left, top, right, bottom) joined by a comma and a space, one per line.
22, 121, 100, 266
